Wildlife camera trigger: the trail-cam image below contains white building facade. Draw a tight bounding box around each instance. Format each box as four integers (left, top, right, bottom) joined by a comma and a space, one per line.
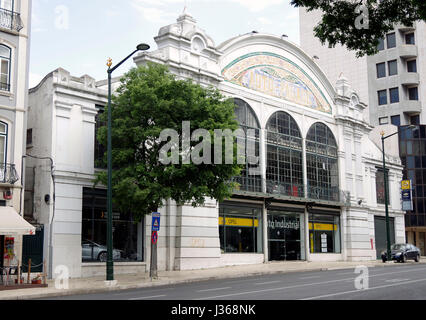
27, 13, 405, 278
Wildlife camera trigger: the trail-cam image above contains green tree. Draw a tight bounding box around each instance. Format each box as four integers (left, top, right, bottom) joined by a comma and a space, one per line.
96, 63, 242, 222
291, 0, 426, 57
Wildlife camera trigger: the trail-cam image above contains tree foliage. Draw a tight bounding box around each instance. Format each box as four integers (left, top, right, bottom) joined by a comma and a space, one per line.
291, 0, 426, 57
96, 63, 242, 222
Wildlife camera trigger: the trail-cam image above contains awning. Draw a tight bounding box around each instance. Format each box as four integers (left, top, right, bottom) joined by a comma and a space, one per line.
0, 207, 36, 236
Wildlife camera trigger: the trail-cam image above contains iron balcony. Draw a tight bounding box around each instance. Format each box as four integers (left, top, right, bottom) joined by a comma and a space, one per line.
0, 164, 19, 184
0, 8, 23, 32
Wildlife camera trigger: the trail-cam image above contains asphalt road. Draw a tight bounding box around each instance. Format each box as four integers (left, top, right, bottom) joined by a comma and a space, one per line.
45, 262, 426, 300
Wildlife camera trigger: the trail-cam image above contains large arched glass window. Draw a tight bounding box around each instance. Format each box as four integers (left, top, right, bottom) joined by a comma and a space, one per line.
233, 98, 261, 192
266, 112, 303, 197
306, 123, 339, 201
0, 45, 11, 91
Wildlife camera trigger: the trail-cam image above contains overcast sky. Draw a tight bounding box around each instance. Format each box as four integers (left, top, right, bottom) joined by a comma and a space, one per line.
30, 0, 300, 87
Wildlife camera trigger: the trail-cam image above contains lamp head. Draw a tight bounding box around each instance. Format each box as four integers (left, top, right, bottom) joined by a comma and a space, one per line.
380, 130, 385, 137
137, 43, 150, 51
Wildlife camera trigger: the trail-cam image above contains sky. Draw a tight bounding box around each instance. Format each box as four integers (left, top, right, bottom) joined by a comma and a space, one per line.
29, 0, 300, 88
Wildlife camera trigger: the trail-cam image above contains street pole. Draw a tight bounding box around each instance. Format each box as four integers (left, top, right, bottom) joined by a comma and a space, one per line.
105, 44, 150, 282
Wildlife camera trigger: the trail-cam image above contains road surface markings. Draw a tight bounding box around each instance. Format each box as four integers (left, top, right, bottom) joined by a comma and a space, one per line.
299, 276, 321, 280
255, 280, 281, 285
195, 266, 426, 300
197, 287, 232, 293
301, 277, 426, 300
385, 279, 410, 283
128, 295, 166, 300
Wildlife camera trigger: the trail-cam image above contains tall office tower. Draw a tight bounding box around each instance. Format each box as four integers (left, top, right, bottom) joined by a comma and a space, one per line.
300, 8, 426, 254
300, 7, 425, 128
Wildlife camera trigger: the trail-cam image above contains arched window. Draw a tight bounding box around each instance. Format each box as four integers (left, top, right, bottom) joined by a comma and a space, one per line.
0, 121, 7, 165
233, 98, 261, 192
0, 45, 11, 91
266, 112, 303, 197
306, 123, 339, 201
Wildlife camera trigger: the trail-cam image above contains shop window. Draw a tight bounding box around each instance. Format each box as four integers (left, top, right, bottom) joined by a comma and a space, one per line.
378, 90, 387, 105
309, 213, 341, 253
306, 123, 339, 202
386, 33, 396, 49
219, 204, 263, 254
266, 112, 303, 197
233, 98, 261, 192
388, 60, 398, 76
82, 188, 144, 262
376, 62, 386, 78
389, 87, 399, 103
376, 168, 389, 205
0, 44, 11, 92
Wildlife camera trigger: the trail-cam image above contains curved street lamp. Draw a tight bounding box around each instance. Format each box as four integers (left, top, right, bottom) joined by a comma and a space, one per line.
106, 43, 150, 281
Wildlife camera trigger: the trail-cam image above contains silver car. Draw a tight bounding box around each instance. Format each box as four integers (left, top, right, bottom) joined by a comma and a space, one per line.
82, 240, 122, 262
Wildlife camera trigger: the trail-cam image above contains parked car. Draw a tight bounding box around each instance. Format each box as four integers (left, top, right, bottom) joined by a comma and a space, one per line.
381, 243, 421, 263
82, 240, 122, 262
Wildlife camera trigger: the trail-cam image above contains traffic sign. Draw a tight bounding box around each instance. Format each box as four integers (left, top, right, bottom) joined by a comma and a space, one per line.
151, 231, 158, 245
152, 212, 161, 232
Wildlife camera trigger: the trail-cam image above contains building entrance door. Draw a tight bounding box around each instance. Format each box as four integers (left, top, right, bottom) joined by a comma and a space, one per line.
268, 211, 302, 261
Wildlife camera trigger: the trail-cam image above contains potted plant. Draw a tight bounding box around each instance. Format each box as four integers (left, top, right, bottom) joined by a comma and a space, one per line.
14, 277, 24, 284
31, 275, 42, 285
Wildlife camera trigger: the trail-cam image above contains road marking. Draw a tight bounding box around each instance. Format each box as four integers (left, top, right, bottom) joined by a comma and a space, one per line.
195, 266, 426, 300
197, 287, 231, 293
299, 276, 321, 280
255, 280, 281, 285
129, 295, 166, 300
385, 279, 410, 283
301, 277, 426, 300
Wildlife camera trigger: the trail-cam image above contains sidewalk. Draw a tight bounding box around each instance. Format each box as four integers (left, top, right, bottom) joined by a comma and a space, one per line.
1, 258, 425, 300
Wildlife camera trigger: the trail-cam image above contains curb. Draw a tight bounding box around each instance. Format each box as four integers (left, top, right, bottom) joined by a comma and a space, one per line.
3, 261, 426, 300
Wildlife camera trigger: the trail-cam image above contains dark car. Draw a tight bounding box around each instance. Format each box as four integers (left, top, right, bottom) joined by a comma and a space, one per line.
381, 243, 421, 263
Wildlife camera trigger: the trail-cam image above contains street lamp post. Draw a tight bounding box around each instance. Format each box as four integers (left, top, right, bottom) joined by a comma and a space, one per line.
106, 43, 150, 281
380, 125, 415, 263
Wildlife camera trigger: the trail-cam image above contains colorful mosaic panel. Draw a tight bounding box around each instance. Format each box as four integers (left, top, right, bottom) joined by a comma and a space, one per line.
222, 52, 332, 114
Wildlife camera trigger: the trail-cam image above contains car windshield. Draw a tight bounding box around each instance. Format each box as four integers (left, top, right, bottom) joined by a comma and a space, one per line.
391, 244, 406, 250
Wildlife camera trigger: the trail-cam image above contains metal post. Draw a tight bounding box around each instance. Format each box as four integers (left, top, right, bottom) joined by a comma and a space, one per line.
106, 70, 114, 281
382, 136, 392, 262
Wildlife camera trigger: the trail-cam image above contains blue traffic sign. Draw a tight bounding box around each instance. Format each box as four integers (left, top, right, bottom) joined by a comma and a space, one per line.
152, 212, 161, 232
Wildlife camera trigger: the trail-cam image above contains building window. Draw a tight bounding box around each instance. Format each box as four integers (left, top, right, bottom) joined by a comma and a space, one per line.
309, 213, 341, 253
219, 204, 263, 254
405, 33, 415, 45
388, 60, 398, 76
377, 38, 385, 51
407, 60, 417, 73
376, 63, 386, 78
391, 115, 401, 127
408, 87, 419, 101
378, 90, 387, 105
233, 98, 261, 192
379, 117, 389, 125
82, 188, 144, 262
376, 168, 389, 205
94, 106, 106, 168
410, 115, 420, 126
306, 123, 339, 201
386, 33, 396, 49
0, 0, 13, 11
266, 111, 304, 197
0, 121, 7, 164
26, 128, 32, 146
0, 45, 11, 92
389, 87, 399, 103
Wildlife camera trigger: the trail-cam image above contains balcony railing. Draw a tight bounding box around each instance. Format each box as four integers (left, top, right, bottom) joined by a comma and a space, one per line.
232, 176, 350, 204
0, 8, 23, 32
0, 164, 19, 184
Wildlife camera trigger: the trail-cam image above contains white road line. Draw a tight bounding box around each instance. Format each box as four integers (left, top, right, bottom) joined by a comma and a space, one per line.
385, 279, 410, 283
195, 266, 426, 300
299, 276, 321, 280
128, 295, 166, 300
301, 278, 426, 300
197, 287, 232, 293
255, 281, 281, 285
